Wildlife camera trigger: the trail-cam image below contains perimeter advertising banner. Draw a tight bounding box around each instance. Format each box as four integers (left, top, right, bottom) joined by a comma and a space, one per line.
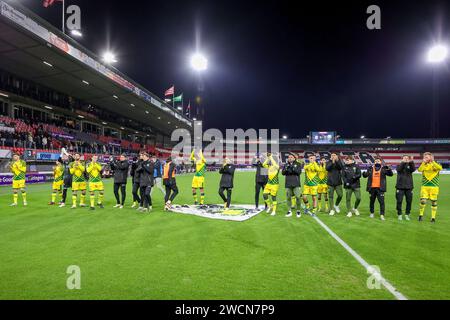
0, 172, 53, 186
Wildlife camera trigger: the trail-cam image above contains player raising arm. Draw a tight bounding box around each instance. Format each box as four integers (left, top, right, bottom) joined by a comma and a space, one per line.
418, 152, 443, 223
262, 152, 280, 216
190, 148, 207, 205
87, 155, 105, 211
9, 153, 27, 207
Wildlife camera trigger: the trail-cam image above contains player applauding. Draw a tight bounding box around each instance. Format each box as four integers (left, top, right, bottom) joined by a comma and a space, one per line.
190, 148, 207, 205
262, 152, 280, 216
87, 155, 105, 211
302, 154, 321, 216
9, 153, 27, 207
49, 158, 64, 205
418, 152, 443, 223
69, 153, 87, 209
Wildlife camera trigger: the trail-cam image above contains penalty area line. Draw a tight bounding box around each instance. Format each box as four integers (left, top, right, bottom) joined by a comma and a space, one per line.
312, 216, 408, 300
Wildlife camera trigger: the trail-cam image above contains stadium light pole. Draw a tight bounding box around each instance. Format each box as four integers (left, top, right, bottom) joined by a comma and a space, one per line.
189, 52, 208, 122
427, 44, 448, 137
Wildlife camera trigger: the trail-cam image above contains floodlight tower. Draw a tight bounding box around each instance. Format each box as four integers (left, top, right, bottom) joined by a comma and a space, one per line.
427, 44, 448, 138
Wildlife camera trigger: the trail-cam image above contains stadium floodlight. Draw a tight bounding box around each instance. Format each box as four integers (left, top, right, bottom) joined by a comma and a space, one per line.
427, 44, 448, 63
360, 135, 365, 139
282, 135, 288, 139
70, 29, 82, 37
190, 53, 208, 71
102, 52, 118, 64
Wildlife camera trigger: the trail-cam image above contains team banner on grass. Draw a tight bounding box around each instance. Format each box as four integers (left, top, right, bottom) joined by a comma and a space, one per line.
169, 204, 264, 221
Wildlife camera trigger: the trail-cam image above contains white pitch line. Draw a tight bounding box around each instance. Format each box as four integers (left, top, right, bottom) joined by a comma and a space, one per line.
312, 216, 408, 300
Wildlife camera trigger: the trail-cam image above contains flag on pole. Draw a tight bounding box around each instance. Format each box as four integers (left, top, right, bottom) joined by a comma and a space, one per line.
186, 101, 191, 117
173, 93, 183, 103
43, 0, 63, 8
164, 86, 175, 96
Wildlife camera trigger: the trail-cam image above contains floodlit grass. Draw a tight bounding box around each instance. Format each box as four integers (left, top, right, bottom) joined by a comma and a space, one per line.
0, 171, 449, 300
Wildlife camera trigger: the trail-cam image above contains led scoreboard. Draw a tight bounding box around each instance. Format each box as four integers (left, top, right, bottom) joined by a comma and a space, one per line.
310, 132, 336, 144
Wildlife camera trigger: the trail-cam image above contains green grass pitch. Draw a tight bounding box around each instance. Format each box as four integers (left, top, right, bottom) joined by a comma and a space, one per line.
0, 171, 449, 300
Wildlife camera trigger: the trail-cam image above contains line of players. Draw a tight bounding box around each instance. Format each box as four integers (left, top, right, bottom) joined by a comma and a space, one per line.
8, 151, 178, 212
247, 151, 442, 223
7, 149, 442, 222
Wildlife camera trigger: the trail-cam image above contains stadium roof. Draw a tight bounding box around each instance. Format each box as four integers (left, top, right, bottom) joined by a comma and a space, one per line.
0, 0, 192, 136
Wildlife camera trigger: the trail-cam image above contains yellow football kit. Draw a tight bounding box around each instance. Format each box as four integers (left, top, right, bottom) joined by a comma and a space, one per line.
418, 160, 442, 220
70, 161, 87, 191
303, 162, 321, 195
87, 161, 104, 208
317, 163, 329, 194
263, 155, 280, 196
262, 155, 280, 213
418, 161, 442, 201
51, 163, 64, 203
11, 160, 26, 189
87, 162, 104, 191
52, 163, 64, 190
190, 150, 206, 204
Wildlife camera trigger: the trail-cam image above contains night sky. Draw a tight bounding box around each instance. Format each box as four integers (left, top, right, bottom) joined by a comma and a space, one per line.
16, 0, 450, 139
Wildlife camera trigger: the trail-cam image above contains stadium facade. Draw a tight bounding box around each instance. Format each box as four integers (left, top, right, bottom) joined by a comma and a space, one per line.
0, 0, 191, 149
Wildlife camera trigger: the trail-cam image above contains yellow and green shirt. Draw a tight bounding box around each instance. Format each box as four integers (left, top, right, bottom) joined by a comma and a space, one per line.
304, 162, 321, 187
263, 155, 280, 185
418, 161, 442, 188
190, 150, 206, 177
318, 163, 328, 185
69, 161, 86, 182
54, 163, 64, 183
87, 162, 103, 183
11, 160, 26, 181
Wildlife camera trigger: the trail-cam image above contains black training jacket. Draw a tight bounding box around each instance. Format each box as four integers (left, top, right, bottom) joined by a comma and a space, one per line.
342, 163, 362, 189
282, 161, 302, 188
219, 164, 236, 188
325, 160, 343, 187
131, 160, 141, 184
396, 161, 416, 190
363, 165, 394, 192
111, 160, 129, 184
136, 160, 154, 187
